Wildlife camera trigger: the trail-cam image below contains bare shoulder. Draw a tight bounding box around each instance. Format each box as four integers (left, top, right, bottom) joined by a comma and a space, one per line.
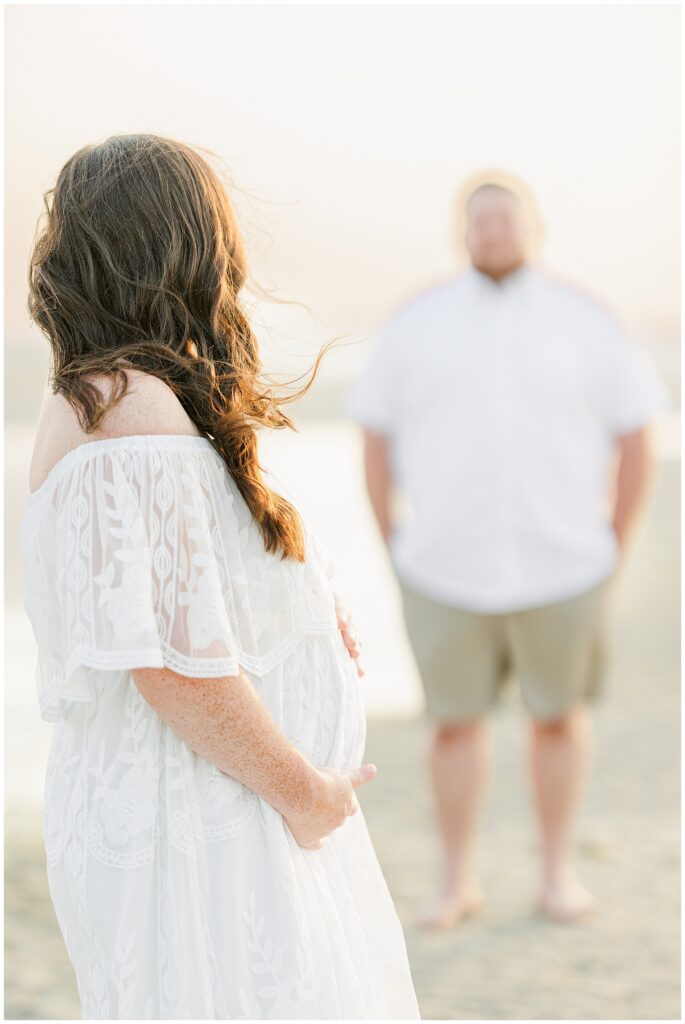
29, 369, 203, 494
83, 368, 203, 439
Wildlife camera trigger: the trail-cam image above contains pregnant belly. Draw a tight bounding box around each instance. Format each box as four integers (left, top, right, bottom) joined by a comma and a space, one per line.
253, 631, 367, 773
43, 633, 367, 874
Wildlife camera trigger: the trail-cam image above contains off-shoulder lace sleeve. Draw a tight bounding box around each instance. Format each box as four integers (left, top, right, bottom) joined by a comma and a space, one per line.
21, 439, 250, 721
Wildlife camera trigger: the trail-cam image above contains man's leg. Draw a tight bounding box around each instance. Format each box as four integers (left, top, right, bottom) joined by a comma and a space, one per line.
527, 702, 596, 920
510, 577, 612, 921
415, 715, 491, 929
396, 577, 507, 930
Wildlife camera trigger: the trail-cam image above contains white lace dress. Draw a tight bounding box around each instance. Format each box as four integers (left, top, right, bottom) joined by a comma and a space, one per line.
19, 433, 421, 1020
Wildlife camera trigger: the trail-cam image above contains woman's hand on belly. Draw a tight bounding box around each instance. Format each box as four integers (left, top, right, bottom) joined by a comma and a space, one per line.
335, 601, 365, 677
282, 763, 377, 851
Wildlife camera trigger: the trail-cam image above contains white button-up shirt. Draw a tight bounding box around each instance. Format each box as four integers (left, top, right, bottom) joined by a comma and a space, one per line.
345, 263, 672, 612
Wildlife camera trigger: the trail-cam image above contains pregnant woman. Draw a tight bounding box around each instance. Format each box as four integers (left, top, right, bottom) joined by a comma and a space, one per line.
19, 133, 421, 1019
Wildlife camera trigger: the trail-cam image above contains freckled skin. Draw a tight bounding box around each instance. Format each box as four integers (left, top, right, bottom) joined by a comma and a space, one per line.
131, 664, 376, 850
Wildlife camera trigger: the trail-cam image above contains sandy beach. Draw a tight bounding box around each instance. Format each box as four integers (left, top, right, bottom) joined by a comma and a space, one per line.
5, 415, 680, 1020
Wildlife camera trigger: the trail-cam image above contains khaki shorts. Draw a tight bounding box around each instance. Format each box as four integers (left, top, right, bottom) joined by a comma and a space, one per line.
398, 573, 616, 722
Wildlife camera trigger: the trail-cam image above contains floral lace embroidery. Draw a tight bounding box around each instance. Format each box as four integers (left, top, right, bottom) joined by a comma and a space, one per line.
19, 440, 422, 1020
21, 442, 343, 722
240, 889, 317, 1018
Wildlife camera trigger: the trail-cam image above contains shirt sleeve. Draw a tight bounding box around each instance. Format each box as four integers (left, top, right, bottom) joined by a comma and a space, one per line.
590, 304, 673, 436
345, 314, 406, 435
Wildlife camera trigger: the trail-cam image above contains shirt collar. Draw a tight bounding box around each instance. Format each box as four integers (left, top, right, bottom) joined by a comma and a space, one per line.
463, 261, 538, 296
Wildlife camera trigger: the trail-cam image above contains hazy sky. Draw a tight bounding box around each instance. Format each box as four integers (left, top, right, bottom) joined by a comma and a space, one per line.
5, 3, 680, 385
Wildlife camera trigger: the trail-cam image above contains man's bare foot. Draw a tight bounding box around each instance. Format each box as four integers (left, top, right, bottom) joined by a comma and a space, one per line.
535, 872, 597, 923
414, 880, 485, 931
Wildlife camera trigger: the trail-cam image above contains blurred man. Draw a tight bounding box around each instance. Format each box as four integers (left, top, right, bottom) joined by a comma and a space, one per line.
346, 174, 671, 929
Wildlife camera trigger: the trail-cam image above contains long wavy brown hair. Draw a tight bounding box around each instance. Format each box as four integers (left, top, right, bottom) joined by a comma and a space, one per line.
27, 133, 340, 561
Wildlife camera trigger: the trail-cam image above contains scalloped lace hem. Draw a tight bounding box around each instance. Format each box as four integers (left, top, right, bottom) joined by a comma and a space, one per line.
37, 619, 341, 721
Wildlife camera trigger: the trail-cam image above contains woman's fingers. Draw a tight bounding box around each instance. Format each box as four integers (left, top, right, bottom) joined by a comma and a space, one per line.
337, 611, 360, 649
342, 627, 360, 651
336, 604, 352, 628
335, 606, 366, 678
348, 763, 377, 788
340, 626, 365, 675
